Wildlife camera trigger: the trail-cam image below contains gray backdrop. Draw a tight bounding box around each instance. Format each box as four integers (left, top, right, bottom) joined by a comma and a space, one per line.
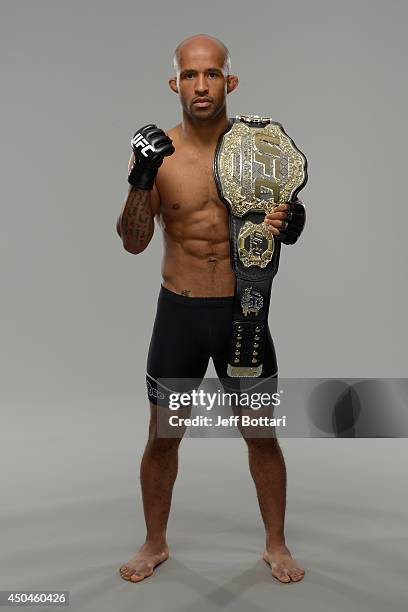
1, 1, 407, 611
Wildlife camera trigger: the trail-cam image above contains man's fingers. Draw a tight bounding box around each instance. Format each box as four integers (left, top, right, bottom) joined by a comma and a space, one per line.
274, 203, 290, 211
265, 218, 284, 228
264, 210, 287, 220
163, 142, 175, 156
264, 223, 281, 235
263, 203, 293, 233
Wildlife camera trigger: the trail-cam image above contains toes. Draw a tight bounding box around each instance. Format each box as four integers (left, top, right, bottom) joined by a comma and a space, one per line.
120, 562, 155, 583
119, 565, 144, 581
272, 568, 291, 583
130, 570, 153, 582
288, 566, 305, 582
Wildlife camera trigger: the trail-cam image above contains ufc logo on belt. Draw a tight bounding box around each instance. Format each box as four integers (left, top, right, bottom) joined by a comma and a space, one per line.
131, 133, 154, 157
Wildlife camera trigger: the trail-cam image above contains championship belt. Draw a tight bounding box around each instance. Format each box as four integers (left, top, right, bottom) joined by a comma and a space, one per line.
213, 114, 308, 377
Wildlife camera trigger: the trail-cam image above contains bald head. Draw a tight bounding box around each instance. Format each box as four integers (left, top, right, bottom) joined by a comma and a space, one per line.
172, 34, 231, 75
168, 34, 238, 121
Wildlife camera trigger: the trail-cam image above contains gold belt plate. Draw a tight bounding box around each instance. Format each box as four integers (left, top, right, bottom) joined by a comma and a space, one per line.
217, 121, 307, 217
237, 221, 274, 268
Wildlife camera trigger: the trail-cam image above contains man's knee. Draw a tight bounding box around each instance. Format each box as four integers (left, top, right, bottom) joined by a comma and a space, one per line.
244, 436, 280, 452
146, 404, 182, 451
146, 435, 182, 456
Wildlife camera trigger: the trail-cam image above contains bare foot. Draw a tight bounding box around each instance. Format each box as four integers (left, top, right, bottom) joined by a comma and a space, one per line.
263, 544, 305, 583
119, 541, 169, 582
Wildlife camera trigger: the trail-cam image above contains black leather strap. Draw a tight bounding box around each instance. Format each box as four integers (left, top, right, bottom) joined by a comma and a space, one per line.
227, 188, 281, 376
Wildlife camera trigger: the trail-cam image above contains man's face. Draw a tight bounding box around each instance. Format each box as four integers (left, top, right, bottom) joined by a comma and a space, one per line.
170, 45, 236, 121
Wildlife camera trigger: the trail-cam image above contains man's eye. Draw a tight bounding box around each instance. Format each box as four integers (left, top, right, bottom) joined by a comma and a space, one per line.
185, 73, 194, 79
209, 73, 218, 79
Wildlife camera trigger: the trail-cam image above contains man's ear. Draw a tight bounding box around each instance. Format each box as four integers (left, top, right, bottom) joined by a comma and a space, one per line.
226, 75, 239, 94
169, 76, 178, 93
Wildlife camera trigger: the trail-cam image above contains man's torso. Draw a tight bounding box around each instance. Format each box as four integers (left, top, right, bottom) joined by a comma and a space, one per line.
154, 124, 235, 297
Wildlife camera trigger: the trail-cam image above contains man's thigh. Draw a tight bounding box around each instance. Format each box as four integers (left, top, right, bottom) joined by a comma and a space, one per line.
146, 288, 210, 409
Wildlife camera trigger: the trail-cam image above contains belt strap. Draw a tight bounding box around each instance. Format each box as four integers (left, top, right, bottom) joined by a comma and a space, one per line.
227, 210, 281, 376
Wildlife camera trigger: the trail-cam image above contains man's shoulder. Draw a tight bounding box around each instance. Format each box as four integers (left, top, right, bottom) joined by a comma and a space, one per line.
165, 124, 181, 140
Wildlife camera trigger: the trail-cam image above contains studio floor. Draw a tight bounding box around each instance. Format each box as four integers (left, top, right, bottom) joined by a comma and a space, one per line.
1, 395, 407, 612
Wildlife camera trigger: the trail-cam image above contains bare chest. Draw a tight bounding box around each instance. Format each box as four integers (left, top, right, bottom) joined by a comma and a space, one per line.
155, 148, 224, 217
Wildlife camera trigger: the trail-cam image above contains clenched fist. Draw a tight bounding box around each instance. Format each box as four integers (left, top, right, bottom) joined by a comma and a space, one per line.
128, 124, 175, 190
264, 199, 306, 245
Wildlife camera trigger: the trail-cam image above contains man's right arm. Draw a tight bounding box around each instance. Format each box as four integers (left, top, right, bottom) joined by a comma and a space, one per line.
116, 153, 161, 254
116, 124, 174, 254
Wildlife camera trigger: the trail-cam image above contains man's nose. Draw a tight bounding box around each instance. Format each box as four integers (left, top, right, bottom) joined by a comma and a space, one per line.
195, 75, 209, 94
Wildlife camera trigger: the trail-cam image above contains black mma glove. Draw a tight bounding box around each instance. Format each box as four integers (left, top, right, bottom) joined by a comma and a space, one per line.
279, 198, 306, 245
128, 124, 175, 190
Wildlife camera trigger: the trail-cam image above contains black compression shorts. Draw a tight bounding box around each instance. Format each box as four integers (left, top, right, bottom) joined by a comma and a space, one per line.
146, 285, 278, 406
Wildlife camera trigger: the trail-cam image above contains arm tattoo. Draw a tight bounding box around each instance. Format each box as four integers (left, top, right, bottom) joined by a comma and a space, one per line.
120, 188, 154, 251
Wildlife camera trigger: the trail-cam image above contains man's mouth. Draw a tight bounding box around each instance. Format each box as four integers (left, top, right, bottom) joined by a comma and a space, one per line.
192, 98, 212, 108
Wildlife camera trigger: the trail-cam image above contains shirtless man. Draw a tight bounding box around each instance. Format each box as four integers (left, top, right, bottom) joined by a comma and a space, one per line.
116, 34, 306, 584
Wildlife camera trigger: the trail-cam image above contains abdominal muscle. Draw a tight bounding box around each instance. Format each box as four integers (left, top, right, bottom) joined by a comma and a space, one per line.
159, 209, 236, 297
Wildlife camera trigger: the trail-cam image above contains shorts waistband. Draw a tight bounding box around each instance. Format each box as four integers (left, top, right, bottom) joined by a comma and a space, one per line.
160, 284, 234, 307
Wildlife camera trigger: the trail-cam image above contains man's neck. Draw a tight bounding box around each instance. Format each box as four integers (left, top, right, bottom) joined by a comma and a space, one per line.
179, 110, 230, 148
